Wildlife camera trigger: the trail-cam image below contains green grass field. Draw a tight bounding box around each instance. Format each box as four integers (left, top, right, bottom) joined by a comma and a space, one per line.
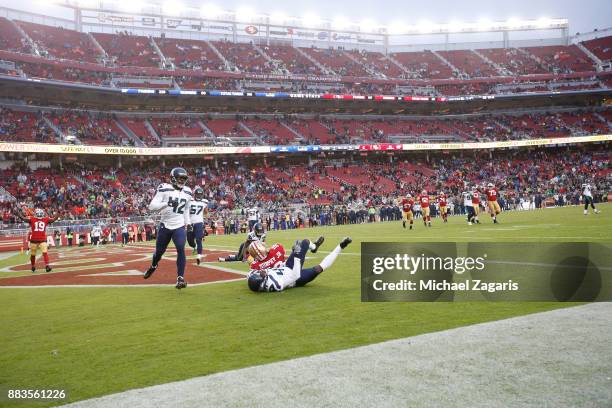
0, 204, 610, 407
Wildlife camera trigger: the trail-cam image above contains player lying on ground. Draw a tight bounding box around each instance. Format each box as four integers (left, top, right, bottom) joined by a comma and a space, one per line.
218, 222, 266, 262
15, 207, 60, 273
246, 236, 351, 292
187, 187, 209, 265
143, 167, 192, 289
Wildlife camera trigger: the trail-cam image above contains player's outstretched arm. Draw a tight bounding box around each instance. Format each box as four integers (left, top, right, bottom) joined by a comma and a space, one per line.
49, 211, 61, 223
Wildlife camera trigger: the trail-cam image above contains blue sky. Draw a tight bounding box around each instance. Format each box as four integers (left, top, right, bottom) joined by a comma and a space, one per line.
1, 0, 610, 34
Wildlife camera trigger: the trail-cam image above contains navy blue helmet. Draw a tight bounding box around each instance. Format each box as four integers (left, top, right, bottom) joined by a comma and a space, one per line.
253, 222, 265, 238
194, 187, 204, 200
170, 167, 188, 189
247, 272, 265, 292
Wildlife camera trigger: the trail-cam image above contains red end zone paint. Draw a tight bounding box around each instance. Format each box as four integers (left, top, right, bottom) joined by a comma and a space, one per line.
0, 246, 242, 287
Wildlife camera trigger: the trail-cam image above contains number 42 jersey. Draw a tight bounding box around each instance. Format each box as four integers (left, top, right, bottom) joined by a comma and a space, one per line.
148, 183, 192, 230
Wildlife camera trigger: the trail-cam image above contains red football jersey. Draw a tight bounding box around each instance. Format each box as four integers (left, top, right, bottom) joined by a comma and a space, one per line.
401, 198, 414, 212
472, 192, 480, 205
418, 195, 430, 208
438, 194, 447, 206
29, 217, 50, 242
251, 243, 286, 271
485, 188, 498, 201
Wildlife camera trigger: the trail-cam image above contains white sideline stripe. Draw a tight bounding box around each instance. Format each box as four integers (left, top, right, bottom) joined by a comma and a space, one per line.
60, 303, 612, 408
0, 278, 245, 289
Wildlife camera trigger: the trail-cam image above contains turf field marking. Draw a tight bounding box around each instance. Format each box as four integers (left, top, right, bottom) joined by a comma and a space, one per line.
0, 278, 245, 289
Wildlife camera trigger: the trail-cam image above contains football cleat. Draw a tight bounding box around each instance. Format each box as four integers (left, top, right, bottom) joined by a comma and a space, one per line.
143, 264, 157, 279
311, 236, 325, 253
31, 267, 36, 273
217, 257, 225, 262
176, 276, 187, 289
45, 266, 52, 273
196, 258, 201, 265
339, 237, 352, 249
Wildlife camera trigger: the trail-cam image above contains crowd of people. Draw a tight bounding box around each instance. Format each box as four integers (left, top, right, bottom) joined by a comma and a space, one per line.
1, 146, 608, 229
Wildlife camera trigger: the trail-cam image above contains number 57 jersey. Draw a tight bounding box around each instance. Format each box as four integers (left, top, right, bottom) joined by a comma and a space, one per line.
148, 183, 193, 230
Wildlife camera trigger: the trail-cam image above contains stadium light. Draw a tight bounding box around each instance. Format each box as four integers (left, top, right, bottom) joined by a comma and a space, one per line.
162, 0, 183, 15
201, 3, 222, 19
235, 6, 255, 22
506, 17, 522, 29
388, 21, 407, 35
269, 11, 288, 24
417, 20, 435, 34
332, 16, 350, 30
446, 20, 463, 32
536, 17, 552, 28
360, 18, 377, 33
302, 12, 321, 28
120, 0, 144, 13
476, 18, 494, 31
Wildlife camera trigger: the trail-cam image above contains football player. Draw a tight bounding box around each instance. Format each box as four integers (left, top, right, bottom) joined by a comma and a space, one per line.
471, 186, 481, 224
143, 167, 192, 289
16, 207, 60, 273
401, 194, 415, 229
187, 187, 209, 265
463, 190, 476, 225
218, 222, 266, 262
246, 206, 260, 231
417, 190, 432, 227
247, 236, 350, 292
437, 191, 448, 223
582, 183, 600, 215
485, 183, 501, 224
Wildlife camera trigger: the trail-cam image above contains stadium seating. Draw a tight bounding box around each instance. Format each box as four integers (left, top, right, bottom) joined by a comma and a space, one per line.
0, 17, 31, 54
149, 117, 204, 138
477, 48, 549, 75
156, 37, 225, 71
242, 118, 300, 144
345, 50, 405, 78
299, 47, 370, 77
0, 108, 55, 143
211, 41, 272, 73
92, 32, 161, 67
522, 45, 593, 73
17, 21, 103, 63
390, 50, 455, 79
204, 118, 251, 138
263, 44, 324, 75
582, 36, 612, 62
437, 50, 498, 78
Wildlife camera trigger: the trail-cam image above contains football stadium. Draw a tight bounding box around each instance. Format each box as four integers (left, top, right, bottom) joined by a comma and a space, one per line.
0, 0, 611, 406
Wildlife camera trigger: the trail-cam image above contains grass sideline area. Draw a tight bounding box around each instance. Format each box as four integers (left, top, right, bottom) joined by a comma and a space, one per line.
0, 204, 610, 407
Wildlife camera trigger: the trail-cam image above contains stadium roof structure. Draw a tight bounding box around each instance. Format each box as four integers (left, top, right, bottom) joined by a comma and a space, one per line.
18, 1, 571, 51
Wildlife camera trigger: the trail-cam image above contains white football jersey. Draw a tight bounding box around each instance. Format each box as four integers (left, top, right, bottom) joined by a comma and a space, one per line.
582, 184, 593, 198
248, 263, 301, 292
189, 199, 209, 224
463, 192, 473, 207
148, 183, 192, 230
91, 226, 102, 237
247, 207, 259, 221
246, 230, 266, 243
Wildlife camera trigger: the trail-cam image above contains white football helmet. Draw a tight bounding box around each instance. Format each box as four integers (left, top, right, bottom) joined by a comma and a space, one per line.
34, 208, 44, 218
487, 183, 494, 188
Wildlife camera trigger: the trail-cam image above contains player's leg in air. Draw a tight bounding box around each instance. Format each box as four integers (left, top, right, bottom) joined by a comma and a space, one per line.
144, 226, 188, 289
289, 236, 350, 288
